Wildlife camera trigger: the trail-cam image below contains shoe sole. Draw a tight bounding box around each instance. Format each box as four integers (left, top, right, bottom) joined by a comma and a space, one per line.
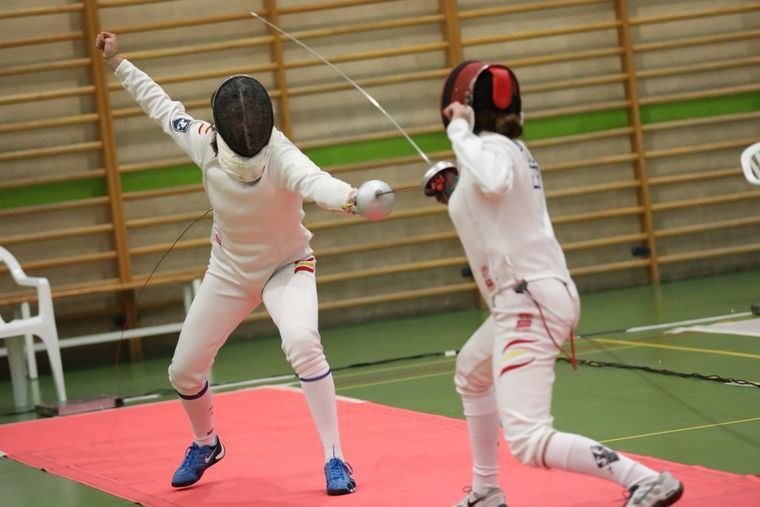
653, 482, 684, 507
171, 444, 225, 488
327, 483, 357, 496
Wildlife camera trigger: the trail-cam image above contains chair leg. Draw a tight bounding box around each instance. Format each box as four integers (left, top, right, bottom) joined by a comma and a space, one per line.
6, 336, 29, 409
40, 324, 67, 403
21, 302, 39, 379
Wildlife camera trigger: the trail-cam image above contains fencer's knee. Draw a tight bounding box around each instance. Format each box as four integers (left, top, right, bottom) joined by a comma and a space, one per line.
454, 348, 492, 397
280, 325, 327, 378
168, 361, 207, 396
503, 424, 554, 467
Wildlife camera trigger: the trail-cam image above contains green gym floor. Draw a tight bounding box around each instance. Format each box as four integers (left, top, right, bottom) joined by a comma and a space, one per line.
1, 270, 758, 506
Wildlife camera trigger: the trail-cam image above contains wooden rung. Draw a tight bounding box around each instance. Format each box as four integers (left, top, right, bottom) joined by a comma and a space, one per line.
319, 256, 468, 285
0, 196, 108, 220
107, 63, 279, 91
289, 68, 448, 97
630, 3, 760, 26
0, 32, 82, 50
0, 86, 95, 106
313, 282, 478, 313
112, 97, 213, 119
646, 138, 757, 159
633, 29, 760, 53
0, 169, 106, 191
0, 224, 114, 247
0, 251, 117, 276
526, 73, 627, 94
636, 55, 760, 80
639, 84, 760, 107
130, 238, 209, 256
0, 113, 99, 135
530, 127, 634, 149
0, 141, 102, 163
122, 184, 204, 201
119, 157, 190, 173
542, 153, 638, 173
547, 180, 641, 199
553, 206, 644, 225
649, 167, 741, 186
98, 0, 180, 7
0, 3, 83, 20
292, 13, 444, 41
0, 58, 91, 78
658, 243, 760, 265
315, 231, 459, 258
461, 0, 611, 19
562, 232, 647, 252
126, 210, 213, 229
508, 47, 623, 68
464, 20, 620, 47
656, 216, 760, 239
652, 190, 760, 213
107, 12, 256, 34
571, 259, 650, 276
529, 100, 630, 120
284, 41, 449, 70
297, 124, 441, 150
276, 0, 401, 16
122, 35, 274, 62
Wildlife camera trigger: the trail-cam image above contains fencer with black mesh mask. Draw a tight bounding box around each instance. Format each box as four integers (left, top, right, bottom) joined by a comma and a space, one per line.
98, 30, 361, 495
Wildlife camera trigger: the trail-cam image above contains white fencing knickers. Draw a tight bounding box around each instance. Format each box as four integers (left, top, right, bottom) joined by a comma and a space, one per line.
455, 277, 580, 467
168, 256, 327, 397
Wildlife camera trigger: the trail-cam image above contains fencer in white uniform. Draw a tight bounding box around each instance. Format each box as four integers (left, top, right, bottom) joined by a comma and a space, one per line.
428, 61, 683, 507
97, 31, 362, 494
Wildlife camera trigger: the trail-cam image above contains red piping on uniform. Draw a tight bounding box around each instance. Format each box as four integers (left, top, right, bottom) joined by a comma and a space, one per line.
502, 338, 536, 354
499, 358, 535, 377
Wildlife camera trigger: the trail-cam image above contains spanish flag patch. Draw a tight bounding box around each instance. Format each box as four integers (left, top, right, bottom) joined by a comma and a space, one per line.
294, 257, 316, 274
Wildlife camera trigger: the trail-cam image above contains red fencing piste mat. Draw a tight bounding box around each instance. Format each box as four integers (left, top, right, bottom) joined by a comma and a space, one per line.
0, 386, 757, 506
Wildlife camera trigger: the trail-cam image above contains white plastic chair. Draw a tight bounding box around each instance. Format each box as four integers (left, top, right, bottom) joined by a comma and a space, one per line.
741, 141, 760, 186
0, 247, 66, 407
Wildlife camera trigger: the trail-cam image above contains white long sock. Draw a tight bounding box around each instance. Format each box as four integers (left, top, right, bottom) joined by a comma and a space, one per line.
178, 383, 217, 446
300, 369, 343, 462
543, 431, 657, 488
462, 389, 500, 496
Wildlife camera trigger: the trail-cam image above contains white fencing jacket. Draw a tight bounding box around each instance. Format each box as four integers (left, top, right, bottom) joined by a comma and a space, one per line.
115, 59, 354, 290
446, 118, 572, 306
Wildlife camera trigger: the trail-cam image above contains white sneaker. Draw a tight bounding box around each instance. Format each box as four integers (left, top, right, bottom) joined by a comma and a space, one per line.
624, 471, 684, 507
453, 487, 508, 507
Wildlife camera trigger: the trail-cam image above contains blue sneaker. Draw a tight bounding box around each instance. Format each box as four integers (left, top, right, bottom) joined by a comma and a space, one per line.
171, 437, 225, 488
324, 457, 356, 495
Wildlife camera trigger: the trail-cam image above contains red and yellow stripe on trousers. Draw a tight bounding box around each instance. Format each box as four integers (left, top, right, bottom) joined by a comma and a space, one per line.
294, 256, 316, 274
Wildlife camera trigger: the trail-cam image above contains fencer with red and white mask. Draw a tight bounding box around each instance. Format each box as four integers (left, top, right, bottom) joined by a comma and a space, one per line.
95, 31, 393, 495
427, 61, 683, 507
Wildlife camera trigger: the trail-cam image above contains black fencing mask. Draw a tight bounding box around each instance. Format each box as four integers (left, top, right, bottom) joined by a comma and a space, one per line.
211, 75, 274, 157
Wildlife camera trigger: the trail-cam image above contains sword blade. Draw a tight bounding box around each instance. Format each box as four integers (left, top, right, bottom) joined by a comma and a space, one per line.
250, 11, 432, 166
